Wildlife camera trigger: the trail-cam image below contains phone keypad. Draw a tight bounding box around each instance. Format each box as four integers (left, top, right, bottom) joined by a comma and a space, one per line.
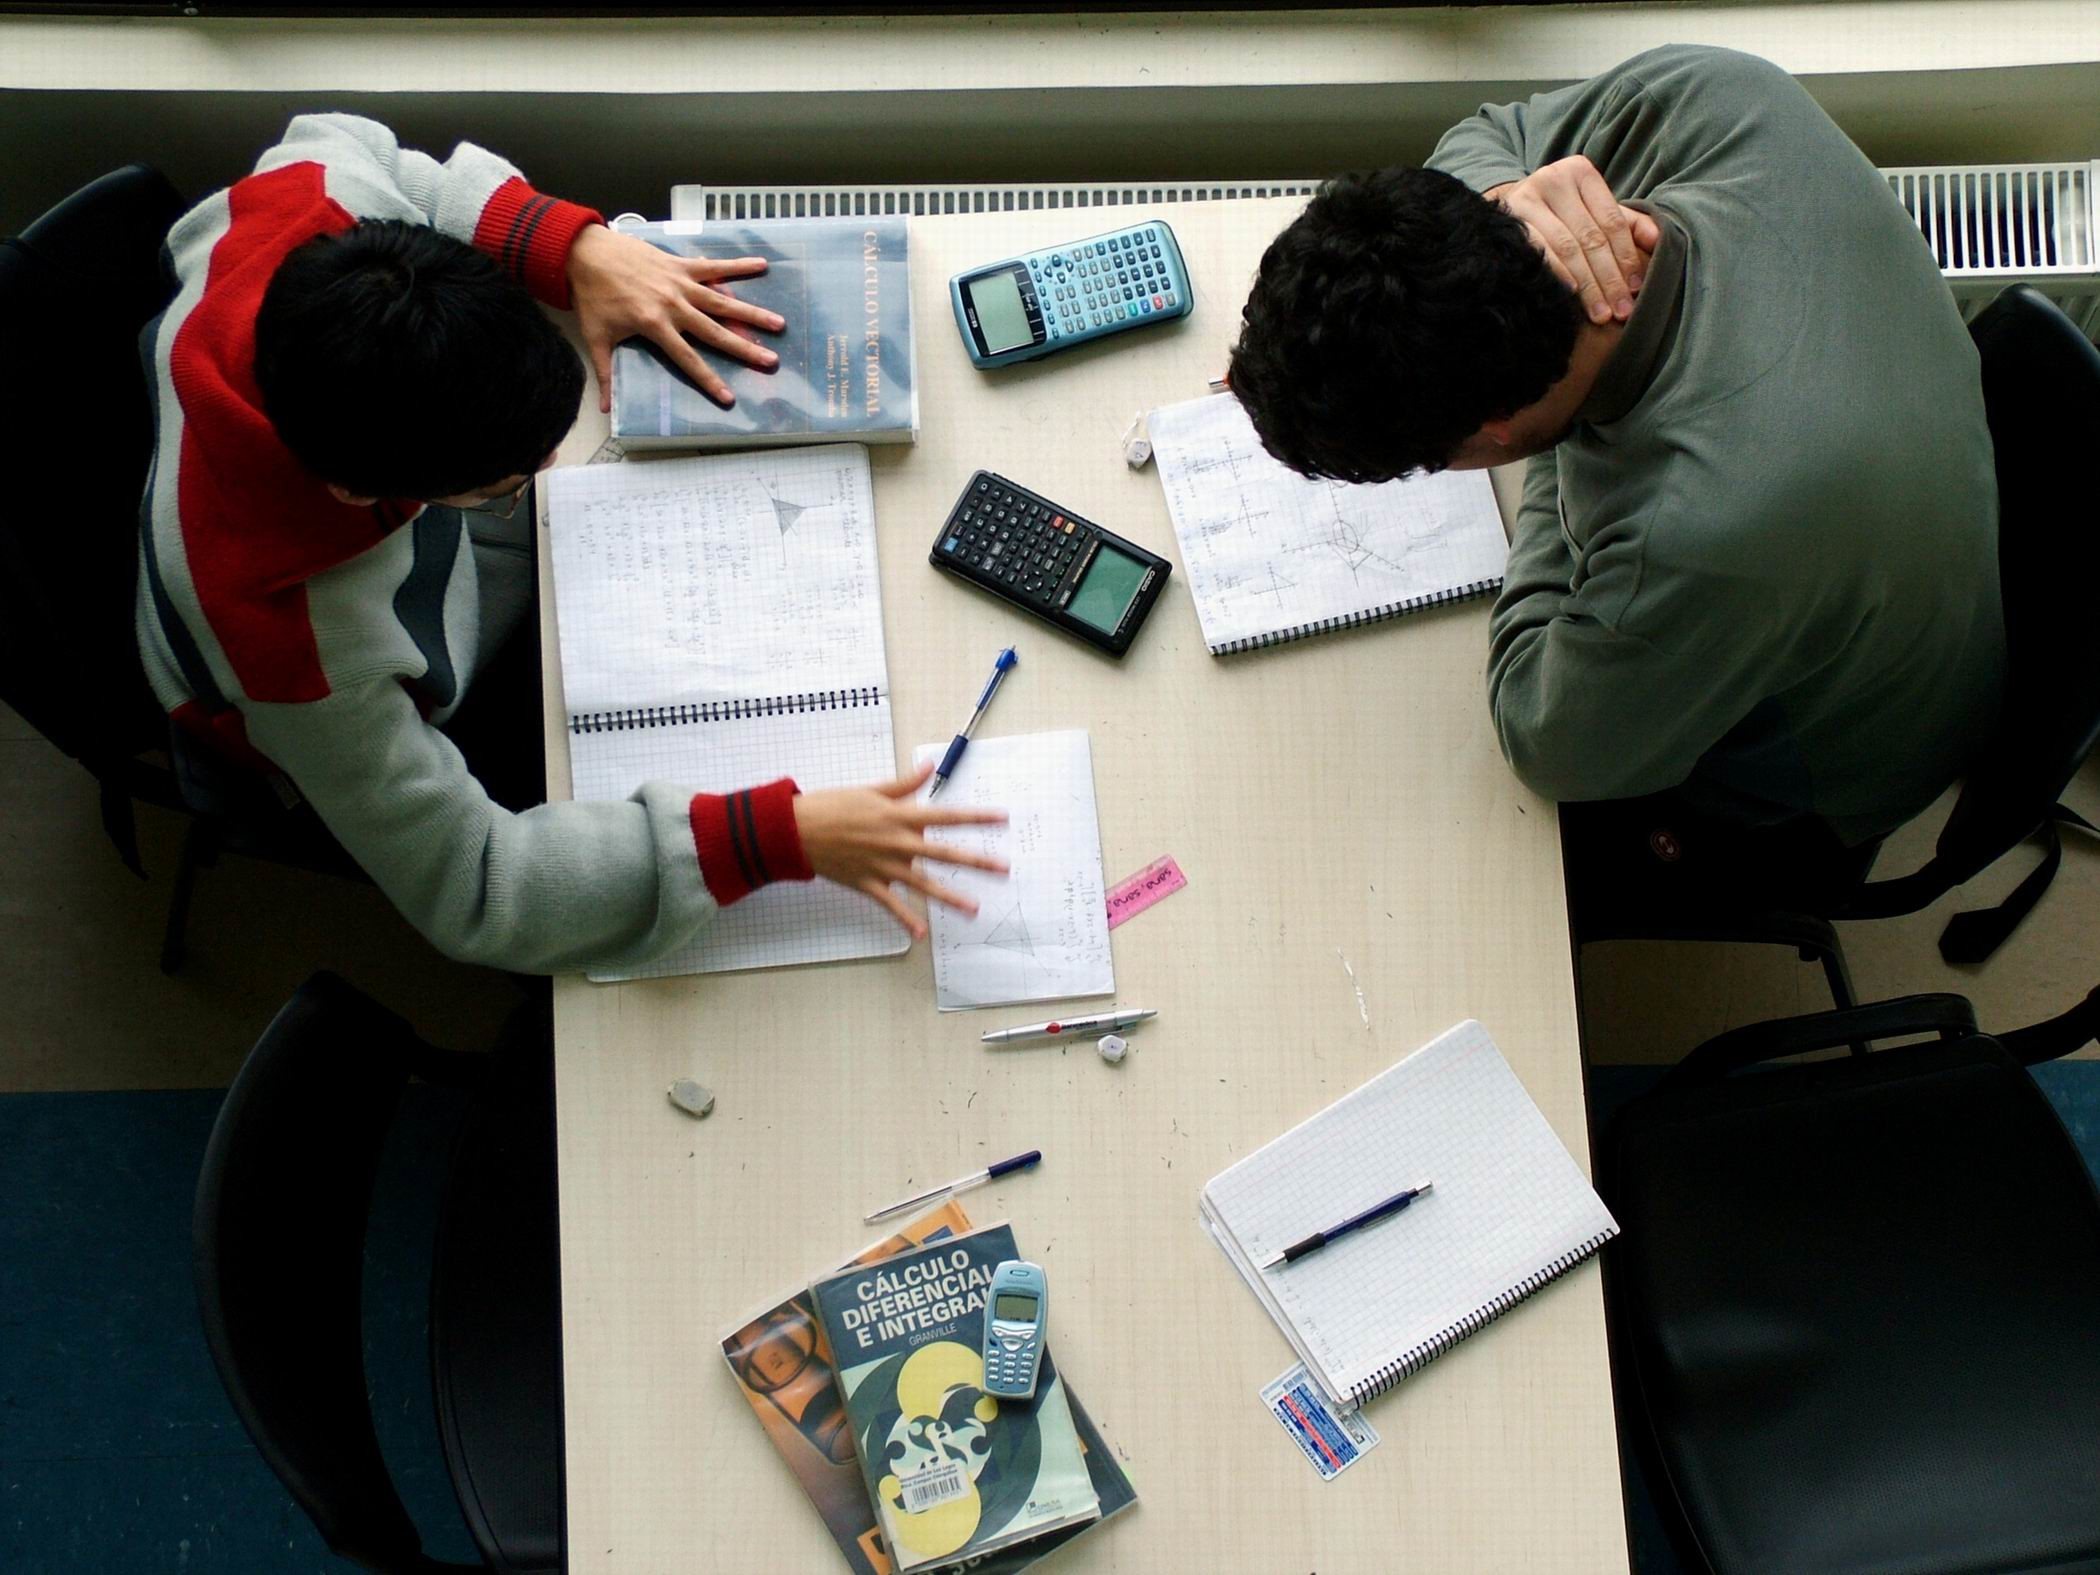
986, 1330, 1040, 1393
938, 477, 1090, 607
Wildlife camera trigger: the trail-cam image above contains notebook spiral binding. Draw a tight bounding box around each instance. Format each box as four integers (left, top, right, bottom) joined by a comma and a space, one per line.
1347, 1227, 1617, 1409
569, 687, 884, 735
1211, 578, 1500, 656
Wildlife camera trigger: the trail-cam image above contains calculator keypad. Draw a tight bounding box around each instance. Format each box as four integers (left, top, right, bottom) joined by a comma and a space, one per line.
1022, 224, 1181, 340
940, 477, 1087, 605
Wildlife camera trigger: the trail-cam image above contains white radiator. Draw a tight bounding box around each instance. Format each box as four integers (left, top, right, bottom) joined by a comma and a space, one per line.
673, 180, 1320, 222
676, 165, 2100, 336
1883, 161, 2100, 332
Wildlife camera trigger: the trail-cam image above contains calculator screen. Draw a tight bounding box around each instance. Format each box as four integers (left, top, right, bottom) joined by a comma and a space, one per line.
964, 270, 1037, 355
1068, 544, 1150, 635
994, 1292, 1039, 1321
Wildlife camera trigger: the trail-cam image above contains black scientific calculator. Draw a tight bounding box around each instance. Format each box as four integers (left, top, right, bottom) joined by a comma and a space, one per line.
930, 472, 1172, 658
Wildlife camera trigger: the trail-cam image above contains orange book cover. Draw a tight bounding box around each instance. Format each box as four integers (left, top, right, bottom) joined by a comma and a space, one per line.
722, 1203, 1136, 1573
722, 1202, 975, 1575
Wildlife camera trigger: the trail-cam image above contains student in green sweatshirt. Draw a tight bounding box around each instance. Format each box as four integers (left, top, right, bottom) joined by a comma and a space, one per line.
1228, 44, 2003, 907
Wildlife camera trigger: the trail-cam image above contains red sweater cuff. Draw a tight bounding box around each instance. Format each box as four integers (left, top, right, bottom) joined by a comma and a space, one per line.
471, 175, 604, 309
689, 778, 814, 907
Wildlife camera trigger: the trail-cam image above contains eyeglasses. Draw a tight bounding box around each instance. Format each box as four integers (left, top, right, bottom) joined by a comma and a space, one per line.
449, 479, 532, 521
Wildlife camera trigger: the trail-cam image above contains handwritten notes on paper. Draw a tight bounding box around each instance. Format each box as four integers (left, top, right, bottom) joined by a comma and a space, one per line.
913, 730, 1115, 1012
1148, 394, 1506, 654
544, 445, 884, 716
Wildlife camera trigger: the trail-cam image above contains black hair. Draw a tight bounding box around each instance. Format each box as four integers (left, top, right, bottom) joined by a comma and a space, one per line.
1227, 166, 1584, 483
252, 218, 584, 500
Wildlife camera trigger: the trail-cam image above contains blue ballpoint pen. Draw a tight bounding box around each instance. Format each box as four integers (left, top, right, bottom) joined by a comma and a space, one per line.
928, 646, 1018, 798
1262, 1182, 1435, 1269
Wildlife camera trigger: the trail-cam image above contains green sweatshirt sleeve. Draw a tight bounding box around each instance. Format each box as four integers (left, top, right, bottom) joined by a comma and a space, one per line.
1487, 477, 1787, 803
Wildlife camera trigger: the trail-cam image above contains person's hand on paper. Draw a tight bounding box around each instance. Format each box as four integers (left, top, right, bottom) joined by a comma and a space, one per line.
1483, 156, 1661, 326
795, 763, 1009, 939
564, 223, 786, 413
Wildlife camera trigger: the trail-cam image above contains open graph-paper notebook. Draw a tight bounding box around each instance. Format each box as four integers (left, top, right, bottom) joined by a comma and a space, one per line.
1201, 1020, 1618, 1412
543, 445, 906, 980
1148, 393, 1509, 655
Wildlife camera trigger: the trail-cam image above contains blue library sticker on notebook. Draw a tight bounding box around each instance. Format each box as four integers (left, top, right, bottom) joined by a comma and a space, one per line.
1261, 1363, 1381, 1480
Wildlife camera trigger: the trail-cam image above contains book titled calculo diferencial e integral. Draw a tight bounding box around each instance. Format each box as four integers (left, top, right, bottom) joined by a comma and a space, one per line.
610, 215, 916, 450
543, 443, 905, 982
1147, 393, 1509, 655
1201, 1020, 1619, 1413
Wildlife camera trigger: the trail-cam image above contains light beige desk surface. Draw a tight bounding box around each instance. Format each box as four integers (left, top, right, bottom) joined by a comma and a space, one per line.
538, 198, 1626, 1574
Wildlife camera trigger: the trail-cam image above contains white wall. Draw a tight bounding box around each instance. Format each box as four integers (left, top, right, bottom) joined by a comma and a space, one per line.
4, 3, 2098, 230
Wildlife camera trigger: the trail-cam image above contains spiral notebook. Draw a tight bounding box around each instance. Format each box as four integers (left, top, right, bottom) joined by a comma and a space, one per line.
1148, 394, 1508, 655
1201, 1020, 1618, 1412
543, 444, 907, 980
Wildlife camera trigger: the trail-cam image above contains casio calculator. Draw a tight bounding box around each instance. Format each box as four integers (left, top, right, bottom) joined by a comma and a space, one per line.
931, 472, 1172, 658
950, 221, 1192, 369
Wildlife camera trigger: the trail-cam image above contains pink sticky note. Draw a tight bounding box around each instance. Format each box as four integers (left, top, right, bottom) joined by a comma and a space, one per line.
1106, 856, 1188, 930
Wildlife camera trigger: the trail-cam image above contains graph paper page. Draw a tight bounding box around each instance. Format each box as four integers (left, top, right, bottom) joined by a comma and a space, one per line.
911, 730, 1114, 1011
1200, 1021, 1617, 1405
543, 445, 885, 717
572, 702, 906, 979
1148, 394, 1507, 652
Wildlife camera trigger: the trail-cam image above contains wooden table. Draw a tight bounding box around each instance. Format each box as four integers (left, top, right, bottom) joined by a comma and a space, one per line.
539, 198, 1628, 1573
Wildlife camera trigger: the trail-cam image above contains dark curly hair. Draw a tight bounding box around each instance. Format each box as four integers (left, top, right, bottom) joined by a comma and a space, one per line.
254, 219, 583, 500
1228, 167, 1583, 483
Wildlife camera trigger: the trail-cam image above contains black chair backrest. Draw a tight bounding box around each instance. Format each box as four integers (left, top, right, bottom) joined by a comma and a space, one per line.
1605, 994, 2100, 1574
1894, 287, 2100, 888
0, 165, 185, 768
193, 972, 476, 1575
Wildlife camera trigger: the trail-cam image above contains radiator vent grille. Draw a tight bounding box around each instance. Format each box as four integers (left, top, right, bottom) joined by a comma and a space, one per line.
676, 168, 2100, 336
677, 180, 1320, 223
1884, 161, 2095, 273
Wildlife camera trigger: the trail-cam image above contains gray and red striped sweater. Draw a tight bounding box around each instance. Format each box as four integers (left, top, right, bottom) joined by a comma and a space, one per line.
135, 114, 809, 972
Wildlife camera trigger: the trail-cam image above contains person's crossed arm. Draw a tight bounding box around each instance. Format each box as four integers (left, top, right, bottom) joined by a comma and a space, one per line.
1483, 155, 1661, 327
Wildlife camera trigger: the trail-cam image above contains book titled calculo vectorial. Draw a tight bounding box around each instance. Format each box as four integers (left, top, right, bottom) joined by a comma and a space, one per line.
611, 215, 917, 450
810, 1223, 1100, 1572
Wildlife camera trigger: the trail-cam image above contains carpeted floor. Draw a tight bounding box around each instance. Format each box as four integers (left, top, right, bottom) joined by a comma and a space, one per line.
3, 1067, 2095, 1573
0, 1086, 478, 1572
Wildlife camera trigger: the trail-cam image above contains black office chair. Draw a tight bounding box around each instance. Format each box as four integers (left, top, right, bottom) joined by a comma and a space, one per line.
0, 166, 365, 973
193, 972, 565, 1574
1601, 986, 2100, 1575
1574, 284, 2100, 1005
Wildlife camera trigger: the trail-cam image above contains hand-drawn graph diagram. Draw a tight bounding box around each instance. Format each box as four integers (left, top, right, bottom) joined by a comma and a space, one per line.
1282, 487, 1425, 586
759, 481, 815, 562
1149, 392, 1507, 649
971, 903, 1039, 960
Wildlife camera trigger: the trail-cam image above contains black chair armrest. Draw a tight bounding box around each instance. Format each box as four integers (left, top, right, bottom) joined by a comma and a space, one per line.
1660, 993, 1978, 1091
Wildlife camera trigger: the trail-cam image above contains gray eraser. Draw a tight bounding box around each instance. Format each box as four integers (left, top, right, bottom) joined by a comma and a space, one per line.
667, 1079, 716, 1118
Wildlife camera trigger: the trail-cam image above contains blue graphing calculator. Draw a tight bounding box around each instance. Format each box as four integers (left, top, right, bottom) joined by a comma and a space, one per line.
950, 221, 1192, 369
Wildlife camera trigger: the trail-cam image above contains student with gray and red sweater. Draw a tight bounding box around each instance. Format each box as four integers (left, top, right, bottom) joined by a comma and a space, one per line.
137, 114, 1002, 972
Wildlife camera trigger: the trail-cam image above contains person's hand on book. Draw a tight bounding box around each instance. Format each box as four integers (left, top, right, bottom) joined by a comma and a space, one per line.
565, 224, 787, 413
1483, 157, 1660, 326
794, 763, 1010, 939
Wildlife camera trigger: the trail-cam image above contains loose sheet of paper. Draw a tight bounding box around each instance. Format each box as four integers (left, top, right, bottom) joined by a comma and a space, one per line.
1148, 394, 1507, 653
912, 730, 1115, 1011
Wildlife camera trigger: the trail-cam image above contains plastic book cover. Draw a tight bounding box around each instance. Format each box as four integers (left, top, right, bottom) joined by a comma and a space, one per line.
809, 1222, 1102, 1572
722, 1207, 1133, 1575
611, 216, 917, 449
